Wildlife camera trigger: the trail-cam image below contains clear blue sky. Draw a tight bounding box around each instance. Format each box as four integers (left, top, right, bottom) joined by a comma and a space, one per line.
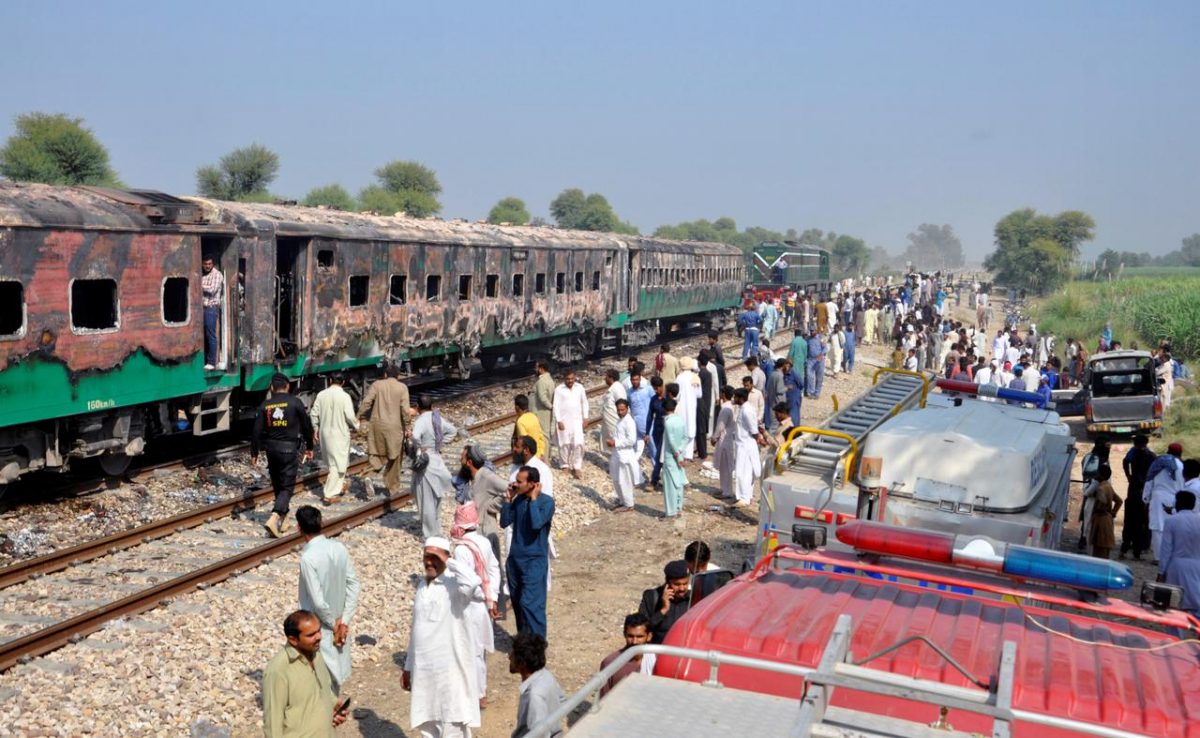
3, 1, 1196, 261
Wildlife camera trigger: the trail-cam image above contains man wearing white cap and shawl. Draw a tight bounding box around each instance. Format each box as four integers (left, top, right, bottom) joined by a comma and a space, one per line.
403, 536, 484, 737
450, 502, 500, 709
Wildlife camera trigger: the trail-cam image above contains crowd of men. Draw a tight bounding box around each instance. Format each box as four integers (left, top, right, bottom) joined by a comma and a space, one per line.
255, 269, 1200, 735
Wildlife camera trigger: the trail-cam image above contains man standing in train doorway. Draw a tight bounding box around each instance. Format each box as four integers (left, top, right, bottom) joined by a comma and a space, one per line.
252, 373, 315, 538
201, 254, 225, 371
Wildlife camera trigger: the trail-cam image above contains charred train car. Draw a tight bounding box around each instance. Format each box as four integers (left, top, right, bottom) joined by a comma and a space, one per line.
0, 183, 743, 484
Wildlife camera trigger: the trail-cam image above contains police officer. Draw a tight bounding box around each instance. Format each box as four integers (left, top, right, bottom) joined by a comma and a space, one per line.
252, 373, 315, 537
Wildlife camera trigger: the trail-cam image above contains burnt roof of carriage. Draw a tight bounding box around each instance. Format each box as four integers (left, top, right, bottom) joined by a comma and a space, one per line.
0, 182, 740, 256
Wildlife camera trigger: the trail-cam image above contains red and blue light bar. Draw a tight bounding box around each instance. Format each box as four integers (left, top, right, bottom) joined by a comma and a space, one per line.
936, 378, 1046, 407
836, 521, 1133, 591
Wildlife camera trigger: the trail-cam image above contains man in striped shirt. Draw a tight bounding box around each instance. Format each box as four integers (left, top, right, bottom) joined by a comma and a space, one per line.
201, 255, 225, 370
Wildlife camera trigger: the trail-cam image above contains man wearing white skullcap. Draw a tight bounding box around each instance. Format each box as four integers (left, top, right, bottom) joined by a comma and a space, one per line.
402, 537, 484, 737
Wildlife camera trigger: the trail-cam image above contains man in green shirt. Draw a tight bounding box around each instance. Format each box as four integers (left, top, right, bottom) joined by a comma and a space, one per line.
263, 610, 349, 738
787, 327, 808, 385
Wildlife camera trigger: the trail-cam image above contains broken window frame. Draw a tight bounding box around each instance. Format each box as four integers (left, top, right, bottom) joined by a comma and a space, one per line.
485, 274, 499, 299
555, 272, 565, 295
349, 274, 370, 308
458, 275, 472, 301
389, 274, 408, 306
427, 274, 442, 302
0, 279, 26, 339
535, 273, 546, 295
161, 276, 190, 326
512, 273, 525, 297
574, 271, 584, 292
317, 249, 335, 269
591, 270, 600, 290
69, 277, 120, 334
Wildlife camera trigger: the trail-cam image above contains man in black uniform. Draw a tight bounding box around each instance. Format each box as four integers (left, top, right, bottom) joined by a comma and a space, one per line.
252, 373, 315, 538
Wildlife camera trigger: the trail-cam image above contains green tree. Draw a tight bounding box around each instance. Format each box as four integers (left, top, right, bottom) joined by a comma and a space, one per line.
302, 183, 354, 211
487, 196, 531, 225
0, 112, 121, 186
985, 208, 1094, 294
196, 144, 280, 201
1182, 234, 1200, 266
903, 223, 963, 269
549, 188, 638, 234
830, 235, 869, 276
358, 160, 441, 217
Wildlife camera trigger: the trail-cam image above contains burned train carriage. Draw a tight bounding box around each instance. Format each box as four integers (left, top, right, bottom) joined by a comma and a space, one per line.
0, 182, 743, 484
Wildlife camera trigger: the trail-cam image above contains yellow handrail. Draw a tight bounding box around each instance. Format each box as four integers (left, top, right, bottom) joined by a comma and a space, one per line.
774, 425, 860, 482
871, 367, 930, 408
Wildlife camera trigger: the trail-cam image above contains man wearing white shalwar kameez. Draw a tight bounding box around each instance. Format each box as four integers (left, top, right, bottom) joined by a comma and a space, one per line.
297, 507, 361, 694
600, 371, 627, 452
675, 359, 700, 460
309, 375, 359, 501
553, 372, 589, 476
1146, 446, 1185, 562
450, 503, 500, 707
608, 401, 638, 510
404, 537, 484, 738
730, 389, 762, 507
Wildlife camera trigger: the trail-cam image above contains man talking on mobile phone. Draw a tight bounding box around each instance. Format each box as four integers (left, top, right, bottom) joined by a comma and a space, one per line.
501, 466, 555, 637
636, 560, 692, 643
262, 610, 350, 738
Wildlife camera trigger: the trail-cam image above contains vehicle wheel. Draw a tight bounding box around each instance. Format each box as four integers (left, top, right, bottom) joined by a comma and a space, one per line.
479, 353, 499, 372
99, 452, 132, 477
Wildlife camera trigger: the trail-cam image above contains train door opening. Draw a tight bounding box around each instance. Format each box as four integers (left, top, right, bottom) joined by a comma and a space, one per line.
275, 238, 307, 360
201, 236, 235, 372
627, 249, 639, 313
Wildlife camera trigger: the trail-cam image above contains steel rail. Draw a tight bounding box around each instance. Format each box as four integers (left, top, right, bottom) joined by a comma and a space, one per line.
0, 331, 748, 669
0, 444, 519, 673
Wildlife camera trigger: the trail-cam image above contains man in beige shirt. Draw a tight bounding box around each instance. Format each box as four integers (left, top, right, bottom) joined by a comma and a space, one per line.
530, 360, 555, 449
262, 610, 348, 738
358, 362, 411, 493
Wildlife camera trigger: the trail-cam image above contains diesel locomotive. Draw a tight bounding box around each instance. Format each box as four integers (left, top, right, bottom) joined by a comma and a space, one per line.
0, 182, 744, 486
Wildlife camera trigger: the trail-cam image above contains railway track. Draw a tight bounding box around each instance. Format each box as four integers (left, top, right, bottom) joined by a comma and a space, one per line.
0, 331, 761, 671
0, 382, 626, 671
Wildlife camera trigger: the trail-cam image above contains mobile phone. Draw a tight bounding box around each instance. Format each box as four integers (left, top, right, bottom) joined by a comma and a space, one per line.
338, 697, 352, 713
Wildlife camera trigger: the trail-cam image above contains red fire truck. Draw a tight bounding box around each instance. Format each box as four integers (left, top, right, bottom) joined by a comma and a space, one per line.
540, 521, 1199, 737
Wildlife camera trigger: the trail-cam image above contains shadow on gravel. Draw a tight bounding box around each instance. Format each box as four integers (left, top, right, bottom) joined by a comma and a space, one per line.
352, 707, 410, 737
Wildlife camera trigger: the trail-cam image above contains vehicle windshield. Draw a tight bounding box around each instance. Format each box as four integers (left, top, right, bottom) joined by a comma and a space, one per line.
1091, 370, 1154, 397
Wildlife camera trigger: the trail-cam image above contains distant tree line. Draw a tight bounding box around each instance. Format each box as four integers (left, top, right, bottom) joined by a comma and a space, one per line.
1089, 234, 1200, 278
31, 111, 1200, 291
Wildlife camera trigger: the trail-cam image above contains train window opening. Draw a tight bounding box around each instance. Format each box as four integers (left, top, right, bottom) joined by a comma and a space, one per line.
535, 273, 546, 294
605, 255, 613, 266
485, 274, 499, 298
426, 275, 442, 302
389, 275, 407, 305
591, 270, 600, 290
555, 272, 565, 294
349, 275, 370, 307
317, 250, 334, 269
574, 271, 584, 292
0, 281, 25, 338
458, 275, 472, 300
71, 278, 118, 332
161, 277, 189, 325
512, 273, 525, 297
